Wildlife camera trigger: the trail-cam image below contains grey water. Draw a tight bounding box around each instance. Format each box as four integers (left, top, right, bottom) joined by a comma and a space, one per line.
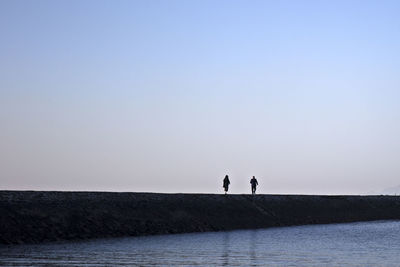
1, 220, 400, 266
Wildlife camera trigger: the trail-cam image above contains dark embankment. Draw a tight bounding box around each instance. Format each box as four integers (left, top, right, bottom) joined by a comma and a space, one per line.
1, 191, 400, 244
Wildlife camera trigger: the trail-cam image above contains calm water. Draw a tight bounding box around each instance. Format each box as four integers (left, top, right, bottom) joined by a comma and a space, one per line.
1, 220, 400, 266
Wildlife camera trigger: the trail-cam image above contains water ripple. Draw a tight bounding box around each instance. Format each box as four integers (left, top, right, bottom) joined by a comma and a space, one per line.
1, 221, 400, 266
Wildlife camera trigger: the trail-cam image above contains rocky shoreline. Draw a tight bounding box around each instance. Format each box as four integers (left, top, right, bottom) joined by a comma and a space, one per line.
1, 191, 400, 244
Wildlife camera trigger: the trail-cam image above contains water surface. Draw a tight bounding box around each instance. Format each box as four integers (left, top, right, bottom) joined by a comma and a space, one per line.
1, 220, 400, 266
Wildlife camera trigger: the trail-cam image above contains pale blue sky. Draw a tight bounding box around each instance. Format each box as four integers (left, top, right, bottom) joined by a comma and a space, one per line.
1, 0, 400, 194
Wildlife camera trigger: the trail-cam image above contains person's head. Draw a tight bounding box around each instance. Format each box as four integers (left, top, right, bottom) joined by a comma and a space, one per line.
225, 175, 228, 178
253, 176, 255, 178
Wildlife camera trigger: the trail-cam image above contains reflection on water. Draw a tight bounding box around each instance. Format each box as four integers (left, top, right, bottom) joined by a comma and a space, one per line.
249, 229, 257, 264
222, 231, 230, 266
1, 220, 400, 266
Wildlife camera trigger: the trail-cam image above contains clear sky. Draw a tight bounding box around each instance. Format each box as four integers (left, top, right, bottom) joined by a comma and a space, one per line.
1, 0, 400, 194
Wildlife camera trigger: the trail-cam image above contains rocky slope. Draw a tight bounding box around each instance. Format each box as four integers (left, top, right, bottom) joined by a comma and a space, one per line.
1, 191, 400, 244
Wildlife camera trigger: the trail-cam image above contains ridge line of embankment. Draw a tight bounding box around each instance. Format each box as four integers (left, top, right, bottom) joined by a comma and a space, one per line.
1, 191, 400, 244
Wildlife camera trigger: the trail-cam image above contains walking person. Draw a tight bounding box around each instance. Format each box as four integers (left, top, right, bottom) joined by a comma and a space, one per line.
223, 175, 230, 194
250, 176, 258, 195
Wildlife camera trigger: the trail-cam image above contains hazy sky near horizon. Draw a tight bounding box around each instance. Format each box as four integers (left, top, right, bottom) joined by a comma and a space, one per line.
1, 0, 400, 194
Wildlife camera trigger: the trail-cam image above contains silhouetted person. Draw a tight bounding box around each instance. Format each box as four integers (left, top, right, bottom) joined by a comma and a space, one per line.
250, 176, 258, 195
223, 175, 230, 194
